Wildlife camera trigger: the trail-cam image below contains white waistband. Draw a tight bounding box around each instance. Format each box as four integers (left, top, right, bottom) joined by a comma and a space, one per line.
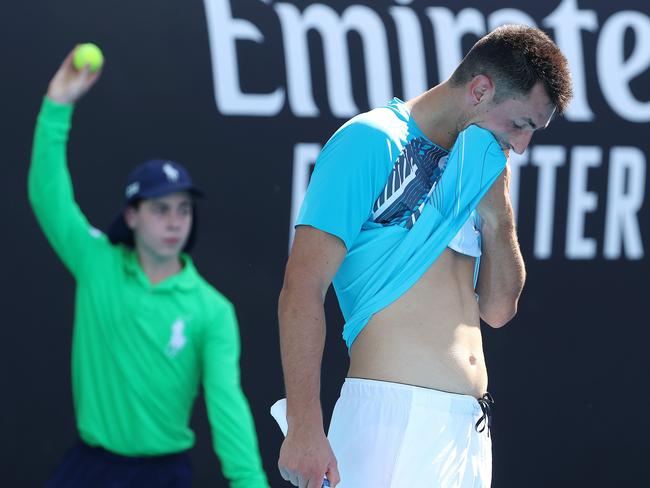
342, 378, 483, 415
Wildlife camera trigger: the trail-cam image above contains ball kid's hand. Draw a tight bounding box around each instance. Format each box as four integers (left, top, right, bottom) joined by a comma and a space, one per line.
47, 46, 103, 105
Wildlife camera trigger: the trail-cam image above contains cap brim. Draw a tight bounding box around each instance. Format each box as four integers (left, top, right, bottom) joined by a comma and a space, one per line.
136, 183, 204, 200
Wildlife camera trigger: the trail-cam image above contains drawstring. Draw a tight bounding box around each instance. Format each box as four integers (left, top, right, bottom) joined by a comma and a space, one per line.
475, 392, 494, 436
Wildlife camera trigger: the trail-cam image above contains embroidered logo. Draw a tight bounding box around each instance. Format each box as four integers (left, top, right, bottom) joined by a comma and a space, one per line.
125, 182, 140, 199
166, 318, 187, 358
162, 163, 180, 182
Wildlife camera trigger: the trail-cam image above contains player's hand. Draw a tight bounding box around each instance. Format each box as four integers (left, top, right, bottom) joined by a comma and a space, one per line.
477, 159, 512, 227
47, 46, 102, 105
279, 425, 340, 488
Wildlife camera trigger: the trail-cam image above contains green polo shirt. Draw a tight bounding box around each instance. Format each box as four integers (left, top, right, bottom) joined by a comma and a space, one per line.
29, 97, 269, 488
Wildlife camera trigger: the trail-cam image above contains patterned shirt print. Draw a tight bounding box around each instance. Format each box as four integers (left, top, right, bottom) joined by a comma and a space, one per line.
372, 137, 448, 229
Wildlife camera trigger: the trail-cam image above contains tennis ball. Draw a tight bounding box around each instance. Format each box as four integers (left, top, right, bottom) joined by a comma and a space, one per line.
73, 43, 104, 72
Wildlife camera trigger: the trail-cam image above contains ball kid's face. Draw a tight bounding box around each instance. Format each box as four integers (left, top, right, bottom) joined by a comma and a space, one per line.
467, 79, 556, 155
126, 191, 193, 259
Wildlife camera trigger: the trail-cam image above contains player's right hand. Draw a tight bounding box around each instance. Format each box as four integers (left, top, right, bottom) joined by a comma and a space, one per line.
47, 46, 102, 105
279, 426, 340, 488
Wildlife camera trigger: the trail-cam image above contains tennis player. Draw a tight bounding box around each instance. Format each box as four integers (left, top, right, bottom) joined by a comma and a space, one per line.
277, 25, 573, 488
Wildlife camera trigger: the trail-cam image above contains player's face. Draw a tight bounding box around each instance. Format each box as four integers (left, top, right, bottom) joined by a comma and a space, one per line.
471, 82, 556, 155
127, 192, 193, 260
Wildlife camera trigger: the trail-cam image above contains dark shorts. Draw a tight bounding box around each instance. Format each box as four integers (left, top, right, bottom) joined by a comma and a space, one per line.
45, 442, 192, 488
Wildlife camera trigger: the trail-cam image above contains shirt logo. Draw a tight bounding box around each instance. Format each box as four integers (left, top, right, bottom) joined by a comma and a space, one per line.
162, 163, 180, 183
166, 318, 187, 358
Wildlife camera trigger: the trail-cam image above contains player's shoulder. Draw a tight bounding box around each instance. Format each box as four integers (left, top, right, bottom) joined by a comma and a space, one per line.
332, 98, 408, 144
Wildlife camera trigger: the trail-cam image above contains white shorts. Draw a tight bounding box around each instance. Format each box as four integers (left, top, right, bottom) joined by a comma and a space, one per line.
327, 378, 492, 488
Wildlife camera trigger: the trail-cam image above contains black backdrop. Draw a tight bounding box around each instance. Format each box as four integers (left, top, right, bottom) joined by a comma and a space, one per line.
2, 1, 648, 486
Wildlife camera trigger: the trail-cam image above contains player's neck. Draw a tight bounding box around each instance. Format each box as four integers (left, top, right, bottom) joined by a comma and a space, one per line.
135, 246, 183, 285
406, 81, 468, 150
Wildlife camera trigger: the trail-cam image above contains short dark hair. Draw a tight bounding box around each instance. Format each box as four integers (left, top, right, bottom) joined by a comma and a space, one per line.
450, 25, 573, 113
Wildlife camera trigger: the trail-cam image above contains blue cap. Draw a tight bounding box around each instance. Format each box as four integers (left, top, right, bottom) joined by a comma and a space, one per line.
107, 159, 202, 250
122, 159, 203, 202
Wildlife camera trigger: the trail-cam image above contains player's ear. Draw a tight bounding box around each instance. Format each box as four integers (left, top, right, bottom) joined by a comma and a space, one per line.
469, 75, 495, 106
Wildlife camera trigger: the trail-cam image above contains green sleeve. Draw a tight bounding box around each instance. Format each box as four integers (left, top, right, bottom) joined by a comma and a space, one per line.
203, 302, 270, 488
28, 97, 107, 278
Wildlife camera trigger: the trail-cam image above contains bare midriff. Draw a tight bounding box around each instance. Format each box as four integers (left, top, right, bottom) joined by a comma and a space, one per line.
348, 247, 487, 398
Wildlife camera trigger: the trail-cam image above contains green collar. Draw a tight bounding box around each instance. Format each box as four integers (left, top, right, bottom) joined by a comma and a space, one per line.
122, 248, 198, 292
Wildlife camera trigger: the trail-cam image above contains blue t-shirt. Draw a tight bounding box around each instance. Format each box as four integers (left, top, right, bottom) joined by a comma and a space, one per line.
297, 98, 506, 350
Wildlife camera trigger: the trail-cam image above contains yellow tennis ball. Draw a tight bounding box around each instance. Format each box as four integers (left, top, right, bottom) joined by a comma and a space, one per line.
73, 43, 104, 72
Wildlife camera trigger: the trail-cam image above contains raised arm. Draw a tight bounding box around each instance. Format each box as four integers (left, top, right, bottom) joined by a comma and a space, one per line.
476, 163, 526, 327
202, 301, 270, 488
278, 226, 346, 488
28, 47, 103, 277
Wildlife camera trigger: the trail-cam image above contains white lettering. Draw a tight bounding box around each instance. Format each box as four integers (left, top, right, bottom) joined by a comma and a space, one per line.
288, 143, 647, 260
389, 6, 428, 99
275, 3, 392, 118
203, 0, 284, 116
425, 7, 486, 81
543, 0, 598, 122
531, 146, 566, 259
204, 1, 650, 123
597, 11, 650, 122
604, 147, 646, 259
566, 146, 601, 259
